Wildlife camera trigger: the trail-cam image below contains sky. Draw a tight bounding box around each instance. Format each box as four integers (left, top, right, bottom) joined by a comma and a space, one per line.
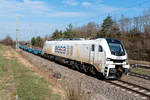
0, 0, 150, 41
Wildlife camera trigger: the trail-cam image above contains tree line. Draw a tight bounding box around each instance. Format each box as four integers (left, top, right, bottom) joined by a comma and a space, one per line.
50, 14, 150, 40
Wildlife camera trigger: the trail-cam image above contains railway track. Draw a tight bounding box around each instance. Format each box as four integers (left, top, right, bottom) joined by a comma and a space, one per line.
128, 72, 150, 80
130, 64, 150, 70
129, 64, 150, 80
106, 80, 150, 99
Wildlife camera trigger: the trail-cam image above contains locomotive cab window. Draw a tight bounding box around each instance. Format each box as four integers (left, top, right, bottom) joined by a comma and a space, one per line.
99, 45, 103, 52
91, 44, 95, 51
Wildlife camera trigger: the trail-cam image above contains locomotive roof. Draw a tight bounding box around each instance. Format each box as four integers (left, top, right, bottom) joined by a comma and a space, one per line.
47, 38, 120, 43
45, 38, 107, 45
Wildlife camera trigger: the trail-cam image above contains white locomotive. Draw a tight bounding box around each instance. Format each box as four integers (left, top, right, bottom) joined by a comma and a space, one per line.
42, 38, 130, 79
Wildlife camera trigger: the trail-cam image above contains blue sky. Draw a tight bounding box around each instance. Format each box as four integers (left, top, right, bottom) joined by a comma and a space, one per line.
0, 0, 150, 40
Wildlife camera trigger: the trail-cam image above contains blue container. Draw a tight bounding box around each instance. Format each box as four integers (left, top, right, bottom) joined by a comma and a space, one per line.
23, 46, 28, 51
21, 46, 24, 49
33, 49, 39, 55
28, 48, 33, 53
20, 45, 24, 49
39, 50, 42, 55
22, 46, 26, 50
19, 45, 22, 49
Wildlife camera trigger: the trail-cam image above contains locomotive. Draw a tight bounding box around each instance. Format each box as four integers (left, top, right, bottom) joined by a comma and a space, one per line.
42, 38, 130, 79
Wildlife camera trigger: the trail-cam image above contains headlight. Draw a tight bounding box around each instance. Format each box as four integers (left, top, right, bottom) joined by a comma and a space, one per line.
107, 58, 111, 61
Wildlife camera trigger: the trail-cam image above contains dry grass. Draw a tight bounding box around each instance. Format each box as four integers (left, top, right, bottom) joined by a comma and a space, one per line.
66, 88, 91, 100
64, 80, 91, 100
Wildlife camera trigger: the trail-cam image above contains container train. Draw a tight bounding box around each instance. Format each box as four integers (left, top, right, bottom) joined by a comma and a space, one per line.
19, 38, 130, 79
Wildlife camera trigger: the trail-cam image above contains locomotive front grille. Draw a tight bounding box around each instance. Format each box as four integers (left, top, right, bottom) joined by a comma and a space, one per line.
107, 58, 125, 63
113, 60, 125, 63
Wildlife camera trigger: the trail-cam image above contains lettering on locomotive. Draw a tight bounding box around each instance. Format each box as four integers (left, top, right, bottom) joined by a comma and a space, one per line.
55, 46, 66, 54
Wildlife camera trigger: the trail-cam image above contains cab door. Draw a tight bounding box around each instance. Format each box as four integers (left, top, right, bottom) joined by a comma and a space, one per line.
97, 45, 105, 72
90, 44, 95, 64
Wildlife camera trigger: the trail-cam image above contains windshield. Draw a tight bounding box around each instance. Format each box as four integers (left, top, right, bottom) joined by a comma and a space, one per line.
109, 43, 125, 56
106, 38, 126, 56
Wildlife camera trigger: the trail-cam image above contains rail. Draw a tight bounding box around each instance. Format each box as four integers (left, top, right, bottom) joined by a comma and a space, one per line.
128, 72, 150, 80
106, 80, 150, 99
130, 64, 150, 70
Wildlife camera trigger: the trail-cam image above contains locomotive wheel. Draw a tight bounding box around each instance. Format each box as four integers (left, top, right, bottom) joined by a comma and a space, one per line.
75, 64, 80, 71
82, 64, 88, 73
90, 66, 96, 75
71, 64, 76, 69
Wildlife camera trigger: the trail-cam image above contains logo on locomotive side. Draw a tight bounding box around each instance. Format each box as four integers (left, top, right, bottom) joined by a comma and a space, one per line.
55, 46, 66, 54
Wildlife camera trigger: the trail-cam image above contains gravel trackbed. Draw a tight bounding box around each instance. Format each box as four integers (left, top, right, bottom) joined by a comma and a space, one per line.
20, 51, 148, 100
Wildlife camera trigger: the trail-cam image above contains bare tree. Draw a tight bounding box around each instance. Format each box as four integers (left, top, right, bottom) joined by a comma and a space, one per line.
120, 14, 125, 34
87, 22, 98, 38
2, 35, 13, 46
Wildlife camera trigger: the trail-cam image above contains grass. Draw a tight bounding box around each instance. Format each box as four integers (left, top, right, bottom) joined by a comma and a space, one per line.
0, 44, 61, 100
0, 44, 92, 100
0, 44, 16, 100
130, 68, 150, 76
